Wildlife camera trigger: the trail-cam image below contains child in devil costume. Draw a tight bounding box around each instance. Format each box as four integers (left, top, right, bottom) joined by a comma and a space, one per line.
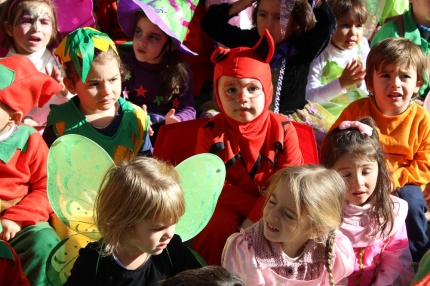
193, 30, 304, 265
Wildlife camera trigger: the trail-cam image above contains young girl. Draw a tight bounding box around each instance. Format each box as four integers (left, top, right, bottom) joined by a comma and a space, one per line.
193, 30, 303, 265
320, 117, 415, 285
117, 0, 196, 143
0, 55, 62, 285
201, 0, 337, 143
64, 156, 203, 285
222, 164, 354, 285
306, 0, 369, 119
43, 27, 152, 161
0, 0, 71, 129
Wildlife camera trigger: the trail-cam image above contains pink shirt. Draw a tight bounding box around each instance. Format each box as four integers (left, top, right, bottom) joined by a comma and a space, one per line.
222, 220, 354, 285
340, 195, 414, 285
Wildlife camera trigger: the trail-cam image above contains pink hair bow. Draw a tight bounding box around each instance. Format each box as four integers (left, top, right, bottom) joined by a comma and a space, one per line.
339, 121, 373, 136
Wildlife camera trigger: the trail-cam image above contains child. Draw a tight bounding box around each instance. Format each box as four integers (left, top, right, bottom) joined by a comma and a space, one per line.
43, 27, 152, 161
64, 156, 203, 285
193, 30, 303, 265
331, 37, 430, 264
201, 0, 337, 142
0, 0, 71, 129
117, 0, 196, 143
321, 117, 415, 285
306, 0, 369, 119
0, 55, 62, 285
222, 164, 354, 285
0, 240, 30, 286
371, 0, 430, 99
160, 265, 245, 286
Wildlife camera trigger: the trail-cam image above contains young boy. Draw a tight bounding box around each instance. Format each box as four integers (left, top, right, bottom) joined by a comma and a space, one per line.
371, 0, 430, 99
329, 38, 430, 264
0, 55, 62, 285
43, 28, 152, 161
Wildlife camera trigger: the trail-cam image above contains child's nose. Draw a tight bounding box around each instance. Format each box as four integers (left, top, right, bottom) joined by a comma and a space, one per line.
390, 76, 401, 87
265, 17, 275, 29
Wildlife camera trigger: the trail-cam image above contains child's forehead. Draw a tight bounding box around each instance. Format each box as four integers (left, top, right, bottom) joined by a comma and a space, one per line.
17, 1, 52, 14
375, 60, 416, 72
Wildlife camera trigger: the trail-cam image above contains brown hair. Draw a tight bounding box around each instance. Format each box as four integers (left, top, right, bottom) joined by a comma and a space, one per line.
328, 0, 368, 23
264, 165, 345, 286
320, 117, 394, 238
0, 0, 58, 48
365, 38, 427, 92
95, 156, 185, 256
134, 11, 190, 103
160, 266, 246, 286
252, 0, 316, 36
63, 46, 128, 84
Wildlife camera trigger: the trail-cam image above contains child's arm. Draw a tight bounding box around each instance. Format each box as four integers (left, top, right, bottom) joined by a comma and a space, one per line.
295, 0, 336, 63
276, 121, 304, 169
166, 71, 196, 124
201, 2, 260, 48
222, 231, 265, 285
0, 241, 30, 286
1, 133, 52, 236
330, 230, 355, 284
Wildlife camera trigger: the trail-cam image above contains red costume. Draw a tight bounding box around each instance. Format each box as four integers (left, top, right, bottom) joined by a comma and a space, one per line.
193, 31, 303, 265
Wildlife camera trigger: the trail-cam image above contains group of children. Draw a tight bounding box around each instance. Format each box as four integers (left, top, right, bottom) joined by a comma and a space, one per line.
0, 0, 430, 285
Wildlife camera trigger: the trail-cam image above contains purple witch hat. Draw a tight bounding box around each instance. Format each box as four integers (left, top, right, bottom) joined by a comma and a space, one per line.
117, 0, 198, 55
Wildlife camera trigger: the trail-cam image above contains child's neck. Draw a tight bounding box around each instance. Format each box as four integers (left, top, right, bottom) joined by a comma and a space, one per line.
281, 238, 310, 258
80, 103, 118, 129
115, 246, 149, 270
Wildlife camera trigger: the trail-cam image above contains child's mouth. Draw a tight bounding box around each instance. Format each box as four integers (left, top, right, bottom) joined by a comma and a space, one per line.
388, 93, 402, 99
266, 222, 279, 232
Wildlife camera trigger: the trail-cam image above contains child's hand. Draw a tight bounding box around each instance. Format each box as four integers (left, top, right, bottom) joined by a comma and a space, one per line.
339, 59, 366, 89
141, 104, 155, 136
165, 109, 180, 124
46, 66, 68, 97
1, 219, 22, 241
23, 117, 39, 127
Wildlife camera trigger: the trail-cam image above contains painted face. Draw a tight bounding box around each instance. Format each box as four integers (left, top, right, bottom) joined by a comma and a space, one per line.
218, 76, 265, 123
331, 11, 363, 51
126, 219, 176, 256
369, 63, 421, 116
67, 58, 122, 115
263, 183, 311, 257
6, 2, 53, 54
133, 16, 170, 64
410, 0, 430, 27
333, 155, 378, 206
0, 102, 12, 136
256, 0, 295, 44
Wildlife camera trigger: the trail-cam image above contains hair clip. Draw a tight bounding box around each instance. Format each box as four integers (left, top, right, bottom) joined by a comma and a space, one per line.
339, 121, 373, 136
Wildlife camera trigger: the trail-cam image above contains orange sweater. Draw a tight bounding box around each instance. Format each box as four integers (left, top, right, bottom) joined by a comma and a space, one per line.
332, 97, 430, 189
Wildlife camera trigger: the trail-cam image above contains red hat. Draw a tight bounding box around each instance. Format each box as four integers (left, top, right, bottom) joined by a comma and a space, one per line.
212, 29, 275, 112
0, 55, 62, 116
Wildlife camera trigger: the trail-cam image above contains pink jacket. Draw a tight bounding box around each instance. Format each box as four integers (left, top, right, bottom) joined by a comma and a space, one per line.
340, 195, 414, 285
222, 220, 354, 285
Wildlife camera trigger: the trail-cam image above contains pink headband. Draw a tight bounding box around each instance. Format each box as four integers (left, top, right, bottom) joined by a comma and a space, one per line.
339, 121, 373, 136
8, 0, 50, 18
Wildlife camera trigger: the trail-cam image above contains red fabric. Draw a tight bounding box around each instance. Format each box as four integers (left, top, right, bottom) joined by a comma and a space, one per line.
182, 2, 215, 96
96, 0, 129, 45
0, 56, 61, 115
0, 130, 52, 227
0, 241, 29, 286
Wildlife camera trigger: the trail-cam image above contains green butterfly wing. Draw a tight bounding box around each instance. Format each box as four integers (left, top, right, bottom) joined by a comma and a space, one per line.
175, 154, 226, 242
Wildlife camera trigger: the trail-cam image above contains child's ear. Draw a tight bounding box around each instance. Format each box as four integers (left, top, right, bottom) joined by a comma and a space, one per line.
4, 21, 13, 37
414, 80, 423, 93
10, 111, 23, 124
63, 77, 77, 94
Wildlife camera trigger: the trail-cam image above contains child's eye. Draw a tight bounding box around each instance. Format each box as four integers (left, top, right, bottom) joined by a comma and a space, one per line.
247, 86, 259, 93
89, 82, 99, 87
400, 74, 411, 79
284, 211, 294, 219
225, 87, 238, 96
380, 74, 389, 78
134, 29, 142, 36
268, 198, 276, 205
41, 19, 51, 25
110, 78, 118, 82
257, 12, 267, 18
149, 35, 159, 41
340, 172, 350, 178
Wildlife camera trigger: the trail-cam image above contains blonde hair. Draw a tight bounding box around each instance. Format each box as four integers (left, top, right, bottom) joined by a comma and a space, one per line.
365, 38, 427, 91
0, 0, 58, 48
95, 156, 185, 256
264, 165, 345, 286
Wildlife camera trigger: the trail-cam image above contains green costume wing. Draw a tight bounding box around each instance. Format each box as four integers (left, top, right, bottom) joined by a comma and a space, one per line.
175, 154, 225, 242
46, 135, 114, 285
